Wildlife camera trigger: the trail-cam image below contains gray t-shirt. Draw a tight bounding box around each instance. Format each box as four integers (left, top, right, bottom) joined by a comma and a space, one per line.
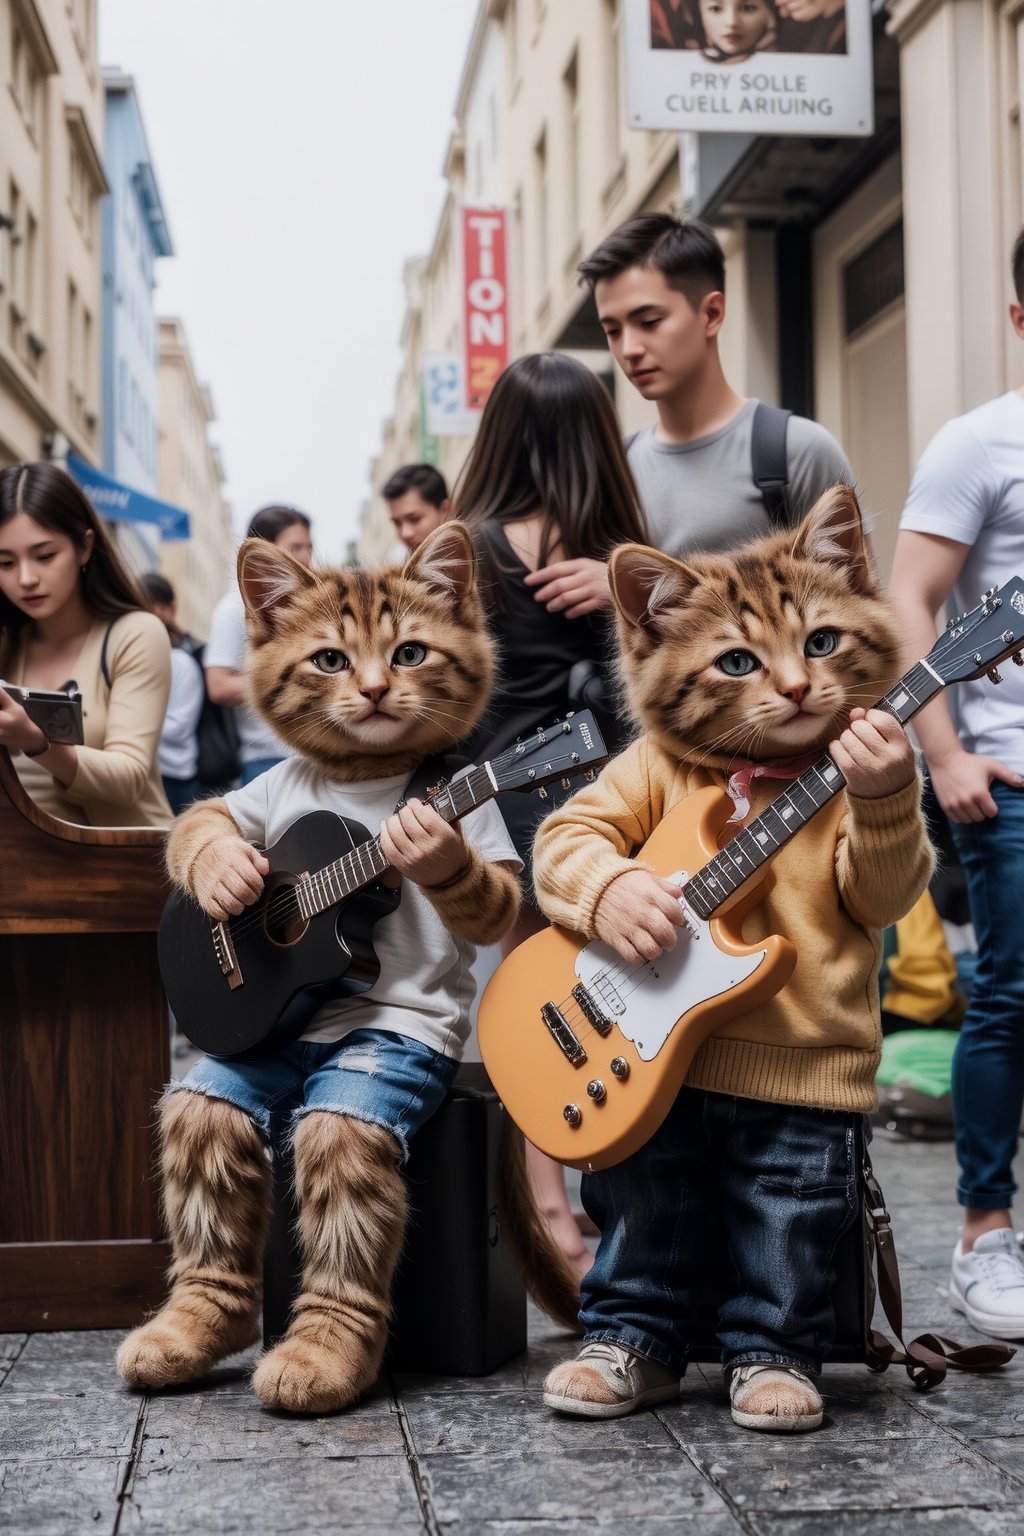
204, 587, 288, 766
627, 399, 854, 559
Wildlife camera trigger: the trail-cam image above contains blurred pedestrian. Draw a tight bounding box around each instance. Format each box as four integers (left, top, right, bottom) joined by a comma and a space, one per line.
0, 462, 172, 827
205, 505, 313, 784
889, 225, 1024, 1340
140, 572, 204, 815
456, 352, 648, 1278
383, 464, 451, 552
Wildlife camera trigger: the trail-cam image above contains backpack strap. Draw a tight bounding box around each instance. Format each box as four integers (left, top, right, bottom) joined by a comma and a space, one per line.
751, 402, 793, 529
623, 430, 640, 452
99, 619, 117, 692
862, 1155, 1014, 1389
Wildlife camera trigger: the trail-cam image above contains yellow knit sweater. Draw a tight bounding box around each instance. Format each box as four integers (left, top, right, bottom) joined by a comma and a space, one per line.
532, 735, 935, 1113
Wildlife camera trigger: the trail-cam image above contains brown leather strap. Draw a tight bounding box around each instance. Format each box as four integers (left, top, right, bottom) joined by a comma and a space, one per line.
863, 1158, 1015, 1390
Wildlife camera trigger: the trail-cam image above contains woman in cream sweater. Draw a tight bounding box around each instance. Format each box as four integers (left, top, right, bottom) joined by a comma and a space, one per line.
0, 462, 172, 828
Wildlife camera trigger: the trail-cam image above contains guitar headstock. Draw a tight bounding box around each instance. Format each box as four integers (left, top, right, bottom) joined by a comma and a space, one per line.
490, 710, 609, 796
926, 578, 1024, 685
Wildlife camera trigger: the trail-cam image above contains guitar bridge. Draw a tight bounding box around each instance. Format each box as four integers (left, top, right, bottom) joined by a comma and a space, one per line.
541, 1003, 586, 1067
211, 920, 243, 991
571, 982, 612, 1037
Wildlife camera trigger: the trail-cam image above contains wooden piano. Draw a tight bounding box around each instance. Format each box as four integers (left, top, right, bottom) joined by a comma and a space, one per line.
0, 747, 171, 1329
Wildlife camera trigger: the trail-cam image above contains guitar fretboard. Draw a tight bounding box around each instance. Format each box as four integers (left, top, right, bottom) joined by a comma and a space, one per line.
682, 660, 941, 921
293, 763, 496, 920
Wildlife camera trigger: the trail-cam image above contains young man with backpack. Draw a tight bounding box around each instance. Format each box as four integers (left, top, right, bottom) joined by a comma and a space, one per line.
524, 214, 853, 623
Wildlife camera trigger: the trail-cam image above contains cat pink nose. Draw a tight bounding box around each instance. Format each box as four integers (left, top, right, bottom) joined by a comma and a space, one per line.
361, 682, 390, 703
783, 681, 809, 704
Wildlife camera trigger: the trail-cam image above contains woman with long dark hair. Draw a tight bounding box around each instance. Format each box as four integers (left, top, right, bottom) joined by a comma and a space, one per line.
456, 352, 648, 1275
0, 462, 172, 826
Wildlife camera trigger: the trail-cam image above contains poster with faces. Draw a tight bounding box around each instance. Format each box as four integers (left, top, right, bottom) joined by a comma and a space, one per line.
627, 0, 873, 137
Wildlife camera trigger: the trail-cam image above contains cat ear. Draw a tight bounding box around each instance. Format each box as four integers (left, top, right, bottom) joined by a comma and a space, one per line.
403, 520, 475, 603
610, 543, 702, 630
790, 484, 873, 591
237, 538, 318, 638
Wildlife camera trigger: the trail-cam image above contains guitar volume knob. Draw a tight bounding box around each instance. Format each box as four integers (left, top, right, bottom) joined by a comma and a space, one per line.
610, 1056, 630, 1080
564, 1104, 582, 1127
586, 1079, 606, 1102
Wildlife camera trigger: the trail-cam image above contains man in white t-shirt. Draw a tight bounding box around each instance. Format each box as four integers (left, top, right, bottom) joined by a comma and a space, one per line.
205, 505, 313, 784
889, 227, 1024, 1339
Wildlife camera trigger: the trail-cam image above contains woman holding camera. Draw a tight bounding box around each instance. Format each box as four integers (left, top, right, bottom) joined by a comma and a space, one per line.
455, 353, 647, 1275
0, 462, 172, 828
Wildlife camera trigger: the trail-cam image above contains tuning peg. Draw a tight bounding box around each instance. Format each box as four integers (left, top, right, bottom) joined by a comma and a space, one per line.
537, 786, 549, 800
583, 769, 596, 782
988, 668, 1003, 685
1012, 652, 1024, 667
560, 777, 573, 790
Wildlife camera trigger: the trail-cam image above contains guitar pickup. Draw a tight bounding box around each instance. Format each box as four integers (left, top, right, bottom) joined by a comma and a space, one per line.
211, 920, 243, 991
572, 982, 613, 1037
541, 1003, 587, 1067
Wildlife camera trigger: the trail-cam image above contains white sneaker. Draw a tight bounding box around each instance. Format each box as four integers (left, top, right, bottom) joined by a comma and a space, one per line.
543, 1341, 681, 1419
950, 1228, 1024, 1339
728, 1363, 823, 1433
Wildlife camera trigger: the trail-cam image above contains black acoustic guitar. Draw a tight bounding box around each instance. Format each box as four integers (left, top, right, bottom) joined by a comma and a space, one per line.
158, 712, 608, 1060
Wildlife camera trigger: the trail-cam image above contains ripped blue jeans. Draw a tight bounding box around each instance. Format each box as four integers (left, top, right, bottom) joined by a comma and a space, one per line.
174, 1029, 458, 1164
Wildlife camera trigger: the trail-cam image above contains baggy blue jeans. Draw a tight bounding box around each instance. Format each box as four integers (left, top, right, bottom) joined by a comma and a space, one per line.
579, 1086, 861, 1377
951, 783, 1024, 1210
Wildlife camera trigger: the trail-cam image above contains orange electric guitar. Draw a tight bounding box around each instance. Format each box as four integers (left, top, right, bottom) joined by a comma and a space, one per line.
478, 579, 1024, 1172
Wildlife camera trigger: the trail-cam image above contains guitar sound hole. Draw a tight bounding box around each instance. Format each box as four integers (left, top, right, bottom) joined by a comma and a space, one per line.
261, 876, 308, 947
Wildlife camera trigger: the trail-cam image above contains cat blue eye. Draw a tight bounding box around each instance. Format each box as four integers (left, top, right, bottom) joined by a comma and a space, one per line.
311, 649, 349, 673
805, 629, 839, 658
393, 642, 428, 667
715, 649, 760, 677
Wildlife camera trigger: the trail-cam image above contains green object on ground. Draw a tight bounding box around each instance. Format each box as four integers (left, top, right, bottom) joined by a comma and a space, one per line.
877, 1029, 957, 1099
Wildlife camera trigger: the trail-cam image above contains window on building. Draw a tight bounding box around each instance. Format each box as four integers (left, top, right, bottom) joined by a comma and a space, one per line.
534, 129, 549, 309
9, 180, 23, 350
563, 51, 580, 255
67, 280, 79, 411
843, 219, 905, 339
603, 0, 623, 173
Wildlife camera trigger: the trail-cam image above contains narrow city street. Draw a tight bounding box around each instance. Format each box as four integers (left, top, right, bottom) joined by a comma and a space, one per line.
2, 1133, 1022, 1535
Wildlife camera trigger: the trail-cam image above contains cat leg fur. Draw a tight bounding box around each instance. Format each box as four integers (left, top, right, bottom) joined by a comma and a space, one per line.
165, 796, 238, 894
117, 1090, 269, 1389
252, 1112, 406, 1414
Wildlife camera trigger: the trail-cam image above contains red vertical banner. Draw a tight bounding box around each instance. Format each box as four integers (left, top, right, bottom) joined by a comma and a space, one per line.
462, 207, 508, 409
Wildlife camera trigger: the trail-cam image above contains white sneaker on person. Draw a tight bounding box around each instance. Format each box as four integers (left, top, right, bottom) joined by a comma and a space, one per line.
728, 1363, 823, 1433
543, 1341, 681, 1419
950, 1228, 1024, 1339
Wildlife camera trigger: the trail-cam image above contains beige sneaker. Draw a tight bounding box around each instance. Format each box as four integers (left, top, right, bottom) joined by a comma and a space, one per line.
728, 1363, 823, 1433
543, 1341, 681, 1419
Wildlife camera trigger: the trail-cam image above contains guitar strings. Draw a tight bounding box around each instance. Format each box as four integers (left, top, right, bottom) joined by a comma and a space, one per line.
209, 733, 590, 947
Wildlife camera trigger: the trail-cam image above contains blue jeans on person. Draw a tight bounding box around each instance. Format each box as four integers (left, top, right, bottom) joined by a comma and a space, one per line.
163, 775, 200, 816
172, 1028, 459, 1163
241, 756, 284, 785
579, 1086, 861, 1377
951, 782, 1024, 1211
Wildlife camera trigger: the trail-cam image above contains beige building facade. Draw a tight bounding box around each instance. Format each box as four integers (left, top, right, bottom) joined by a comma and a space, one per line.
365, 0, 1024, 586
0, 0, 106, 469
156, 317, 233, 642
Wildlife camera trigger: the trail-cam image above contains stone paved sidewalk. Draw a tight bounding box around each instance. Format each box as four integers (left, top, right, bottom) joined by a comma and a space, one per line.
2, 1134, 1023, 1535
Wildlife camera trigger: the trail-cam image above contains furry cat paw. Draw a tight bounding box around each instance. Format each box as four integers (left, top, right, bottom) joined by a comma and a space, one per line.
251, 1332, 378, 1415
116, 1305, 259, 1390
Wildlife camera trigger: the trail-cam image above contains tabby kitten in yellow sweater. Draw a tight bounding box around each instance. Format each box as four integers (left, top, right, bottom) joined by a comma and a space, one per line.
534, 487, 933, 1432
117, 522, 573, 1415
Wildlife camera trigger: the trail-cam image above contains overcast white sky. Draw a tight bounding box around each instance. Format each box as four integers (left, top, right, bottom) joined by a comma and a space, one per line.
100, 0, 479, 559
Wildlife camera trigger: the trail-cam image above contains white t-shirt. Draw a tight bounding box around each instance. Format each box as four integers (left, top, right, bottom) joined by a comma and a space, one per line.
900, 391, 1024, 772
159, 646, 204, 779
205, 588, 288, 765
223, 757, 521, 1058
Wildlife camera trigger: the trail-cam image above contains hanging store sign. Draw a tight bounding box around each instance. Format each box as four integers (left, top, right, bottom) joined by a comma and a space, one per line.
422, 352, 480, 439
462, 208, 508, 409
626, 0, 874, 138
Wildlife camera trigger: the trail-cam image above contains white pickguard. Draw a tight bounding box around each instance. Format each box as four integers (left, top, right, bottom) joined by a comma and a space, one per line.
573, 873, 766, 1062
